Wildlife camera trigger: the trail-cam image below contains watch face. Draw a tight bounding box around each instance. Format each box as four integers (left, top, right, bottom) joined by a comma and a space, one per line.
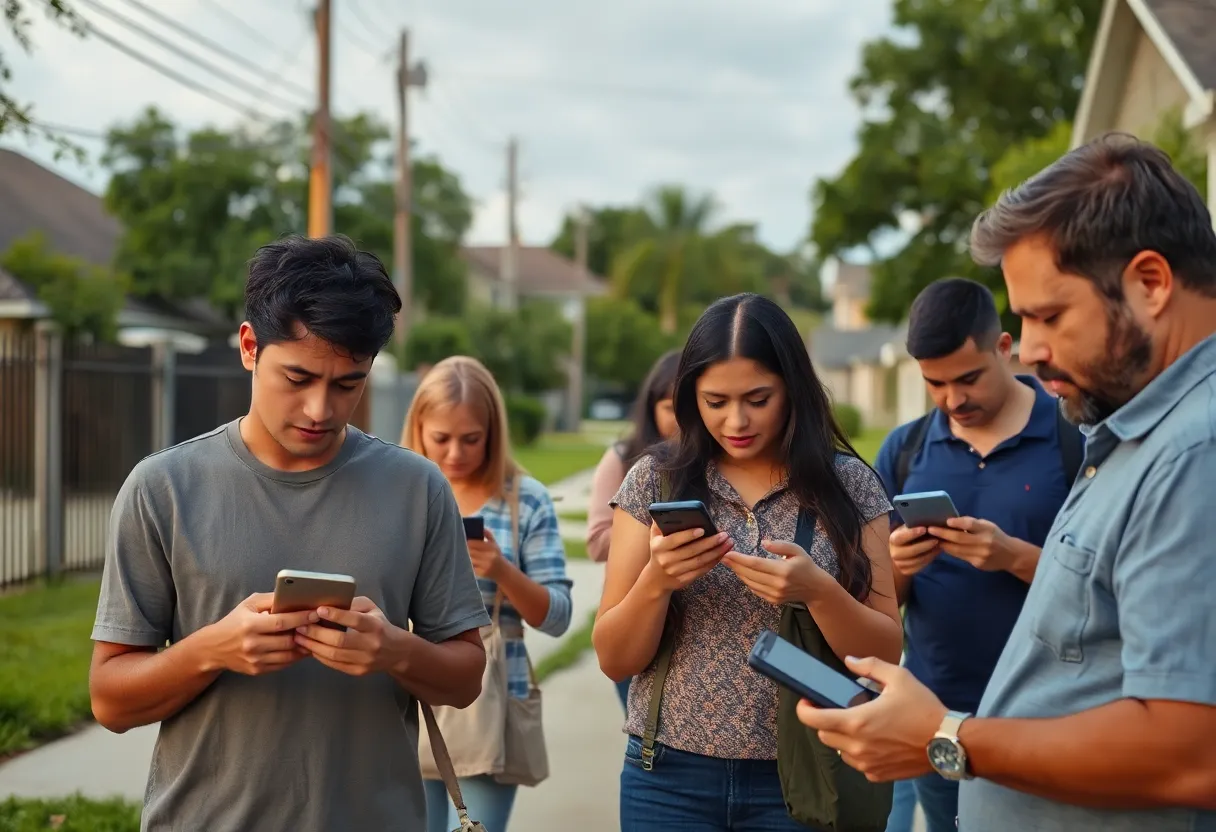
927, 737, 964, 777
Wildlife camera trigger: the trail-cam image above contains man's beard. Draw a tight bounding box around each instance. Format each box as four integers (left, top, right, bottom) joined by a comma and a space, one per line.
1035, 305, 1152, 427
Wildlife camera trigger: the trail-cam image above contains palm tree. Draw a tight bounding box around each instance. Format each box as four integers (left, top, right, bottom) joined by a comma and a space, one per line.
609, 185, 719, 334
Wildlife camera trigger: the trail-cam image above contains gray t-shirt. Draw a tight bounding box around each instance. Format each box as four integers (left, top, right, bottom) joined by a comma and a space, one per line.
92, 420, 491, 832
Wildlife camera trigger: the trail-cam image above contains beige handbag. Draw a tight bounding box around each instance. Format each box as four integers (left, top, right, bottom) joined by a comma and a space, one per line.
418, 477, 550, 787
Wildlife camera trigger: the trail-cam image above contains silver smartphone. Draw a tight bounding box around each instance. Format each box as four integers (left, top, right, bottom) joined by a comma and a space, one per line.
891, 490, 959, 529
270, 569, 356, 631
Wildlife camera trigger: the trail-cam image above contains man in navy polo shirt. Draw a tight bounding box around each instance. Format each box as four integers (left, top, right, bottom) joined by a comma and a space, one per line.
874, 278, 1081, 832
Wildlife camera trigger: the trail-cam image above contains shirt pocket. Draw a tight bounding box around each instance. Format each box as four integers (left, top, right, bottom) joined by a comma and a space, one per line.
1030, 536, 1097, 664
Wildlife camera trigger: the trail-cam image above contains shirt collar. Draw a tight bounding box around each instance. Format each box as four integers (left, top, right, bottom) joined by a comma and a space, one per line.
925, 374, 1057, 444
1101, 333, 1216, 442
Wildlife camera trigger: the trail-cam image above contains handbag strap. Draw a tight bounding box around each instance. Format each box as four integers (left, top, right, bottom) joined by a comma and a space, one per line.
488, 472, 524, 630
420, 701, 476, 829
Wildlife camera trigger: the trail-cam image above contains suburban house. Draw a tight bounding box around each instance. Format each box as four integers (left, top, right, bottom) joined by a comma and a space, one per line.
1072, 0, 1216, 214
807, 258, 926, 431
461, 244, 609, 309
0, 148, 232, 346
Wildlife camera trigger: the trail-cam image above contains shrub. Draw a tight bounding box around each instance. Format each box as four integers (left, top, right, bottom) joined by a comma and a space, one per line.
833, 402, 863, 439
403, 317, 473, 371
506, 395, 546, 447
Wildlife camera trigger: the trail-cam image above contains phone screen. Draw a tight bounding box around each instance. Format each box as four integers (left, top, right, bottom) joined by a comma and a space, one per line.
753, 632, 875, 709
648, 501, 719, 537
462, 516, 485, 540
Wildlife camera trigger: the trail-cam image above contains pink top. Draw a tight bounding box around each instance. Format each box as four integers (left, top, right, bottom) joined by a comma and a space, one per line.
586, 446, 627, 563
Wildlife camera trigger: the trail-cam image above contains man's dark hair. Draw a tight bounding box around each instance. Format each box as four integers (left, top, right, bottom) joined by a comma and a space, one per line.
906, 278, 1001, 360
971, 132, 1216, 300
245, 234, 402, 360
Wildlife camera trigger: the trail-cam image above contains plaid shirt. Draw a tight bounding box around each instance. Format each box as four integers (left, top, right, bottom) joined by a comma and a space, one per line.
480, 474, 573, 697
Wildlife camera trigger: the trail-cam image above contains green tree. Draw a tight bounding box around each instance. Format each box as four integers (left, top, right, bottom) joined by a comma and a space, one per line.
810, 0, 1104, 329
101, 108, 473, 316
1, 1, 82, 149
403, 317, 474, 370
549, 206, 651, 278
1149, 107, 1208, 203
1, 232, 127, 340
469, 302, 571, 394
584, 296, 679, 390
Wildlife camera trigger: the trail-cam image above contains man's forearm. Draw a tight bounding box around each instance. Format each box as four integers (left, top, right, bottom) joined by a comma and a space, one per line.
960, 698, 1216, 810
1005, 539, 1041, 583
90, 631, 223, 733
391, 631, 486, 708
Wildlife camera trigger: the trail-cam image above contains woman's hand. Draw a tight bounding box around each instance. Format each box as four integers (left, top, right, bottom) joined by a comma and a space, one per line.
467, 527, 507, 580
645, 524, 733, 592
722, 539, 832, 606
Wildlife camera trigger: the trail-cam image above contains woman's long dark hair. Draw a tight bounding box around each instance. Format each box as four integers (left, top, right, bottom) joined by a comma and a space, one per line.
618, 349, 681, 467
654, 293, 875, 600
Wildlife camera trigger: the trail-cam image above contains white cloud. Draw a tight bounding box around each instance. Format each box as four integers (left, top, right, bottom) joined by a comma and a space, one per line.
2, 0, 892, 253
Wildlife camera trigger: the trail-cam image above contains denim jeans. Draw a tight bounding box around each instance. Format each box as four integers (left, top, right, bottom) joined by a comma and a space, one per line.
614, 677, 632, 710
619, 734, 823, 831
423, 776, 518, 832
913, 772, 959, 832
885, 778, 920, 832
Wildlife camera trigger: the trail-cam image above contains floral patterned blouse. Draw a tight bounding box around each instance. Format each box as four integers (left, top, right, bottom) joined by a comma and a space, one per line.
610, 452, 891, 759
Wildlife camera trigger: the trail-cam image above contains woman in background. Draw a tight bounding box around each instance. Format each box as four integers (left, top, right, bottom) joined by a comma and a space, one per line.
401, 355, 572, 832
586, 349, 680, 707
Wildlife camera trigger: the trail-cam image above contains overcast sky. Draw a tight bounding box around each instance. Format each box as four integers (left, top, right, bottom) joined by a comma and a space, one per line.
2, 0, 892, 256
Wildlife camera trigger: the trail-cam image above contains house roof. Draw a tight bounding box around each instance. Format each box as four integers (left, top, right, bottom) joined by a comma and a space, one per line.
1073, 0, 1216, 146
0, 149, 122, 264
806, 322, 905, 371
0, 149, 232, 333
461, 246, 608, 297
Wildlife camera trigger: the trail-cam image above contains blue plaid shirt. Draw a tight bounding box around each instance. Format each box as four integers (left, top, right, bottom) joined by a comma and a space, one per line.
480, 474, 573, 697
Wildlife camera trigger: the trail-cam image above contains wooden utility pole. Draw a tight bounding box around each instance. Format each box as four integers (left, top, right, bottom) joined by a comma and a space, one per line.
307, 0, 332, 238
499, 137, 519, 310
566, 206, 589, 433
393, 29, 427, 352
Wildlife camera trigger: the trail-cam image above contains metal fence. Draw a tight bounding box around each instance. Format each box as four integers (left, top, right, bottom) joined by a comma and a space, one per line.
0, 327, 250, 588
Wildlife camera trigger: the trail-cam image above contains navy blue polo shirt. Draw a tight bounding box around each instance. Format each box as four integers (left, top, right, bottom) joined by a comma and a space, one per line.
873, 376, 1073, 713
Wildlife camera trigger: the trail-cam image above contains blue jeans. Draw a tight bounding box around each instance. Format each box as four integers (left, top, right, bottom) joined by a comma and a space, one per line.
615, 677, 632, 710
619, 735, 822, 831
423, 776, 517, 832
884, 779, 920, 832
913, 772, 959, 832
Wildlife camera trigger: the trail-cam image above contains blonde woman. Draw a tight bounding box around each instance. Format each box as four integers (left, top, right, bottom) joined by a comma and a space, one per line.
402, 356, 573, 832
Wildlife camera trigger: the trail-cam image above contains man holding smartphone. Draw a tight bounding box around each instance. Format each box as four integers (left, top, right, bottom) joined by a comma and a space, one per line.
88, 235, 491, 831
871, 278, 1081, 832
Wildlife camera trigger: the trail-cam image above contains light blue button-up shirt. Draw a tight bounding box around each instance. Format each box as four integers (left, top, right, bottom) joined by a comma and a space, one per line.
958, 333, 1216, 831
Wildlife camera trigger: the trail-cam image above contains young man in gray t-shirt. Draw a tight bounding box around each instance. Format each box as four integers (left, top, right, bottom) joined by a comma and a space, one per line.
89, 235, 491, 832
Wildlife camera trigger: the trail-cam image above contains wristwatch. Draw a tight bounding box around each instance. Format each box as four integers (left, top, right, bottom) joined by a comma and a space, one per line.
926, 710, 974, 781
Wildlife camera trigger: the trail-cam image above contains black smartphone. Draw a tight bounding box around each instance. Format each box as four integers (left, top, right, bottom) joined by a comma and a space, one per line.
647, 500, 719, 537
462, 516, 485, 541
748, 629, 878, 709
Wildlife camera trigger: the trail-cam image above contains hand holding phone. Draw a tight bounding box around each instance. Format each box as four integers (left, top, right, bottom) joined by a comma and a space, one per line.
645, 500, 732, 591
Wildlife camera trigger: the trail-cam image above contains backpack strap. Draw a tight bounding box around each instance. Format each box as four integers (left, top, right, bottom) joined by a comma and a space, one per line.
894, 413, 933, 494
1054, 404, 1085, 486
640, 470, 675, 770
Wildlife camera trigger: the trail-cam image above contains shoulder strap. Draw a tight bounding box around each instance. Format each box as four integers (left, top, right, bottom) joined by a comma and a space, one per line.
895, 414, 933, 494
1054, 405, 1085, 486
641, 470, 675, 770
420, 702, 479, 829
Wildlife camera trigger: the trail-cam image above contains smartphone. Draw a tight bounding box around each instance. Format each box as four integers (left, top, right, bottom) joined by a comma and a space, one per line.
462, 516, 485, 541
648, 500, 719, 537
891, 490, 959, 529
271, 569, 356, 631
748, 629, 878, 709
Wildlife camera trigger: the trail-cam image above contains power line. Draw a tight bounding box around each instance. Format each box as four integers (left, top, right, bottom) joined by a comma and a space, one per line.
197, 0, 281, 52
112, 0, 314, 102
71, 12, 267, 123
75, 0, 305, 117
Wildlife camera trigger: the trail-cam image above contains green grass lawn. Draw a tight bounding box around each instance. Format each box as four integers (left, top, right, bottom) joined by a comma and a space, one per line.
0, 579, 100, 758
534, 609, 596, 683
563, 539, 588, 561
0, 794, 141, 831
851, 428, 889, 465
515, 433, 607, 486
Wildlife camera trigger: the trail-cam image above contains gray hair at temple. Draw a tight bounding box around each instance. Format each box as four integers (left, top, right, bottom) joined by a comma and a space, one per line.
969, 132, 1216, 301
